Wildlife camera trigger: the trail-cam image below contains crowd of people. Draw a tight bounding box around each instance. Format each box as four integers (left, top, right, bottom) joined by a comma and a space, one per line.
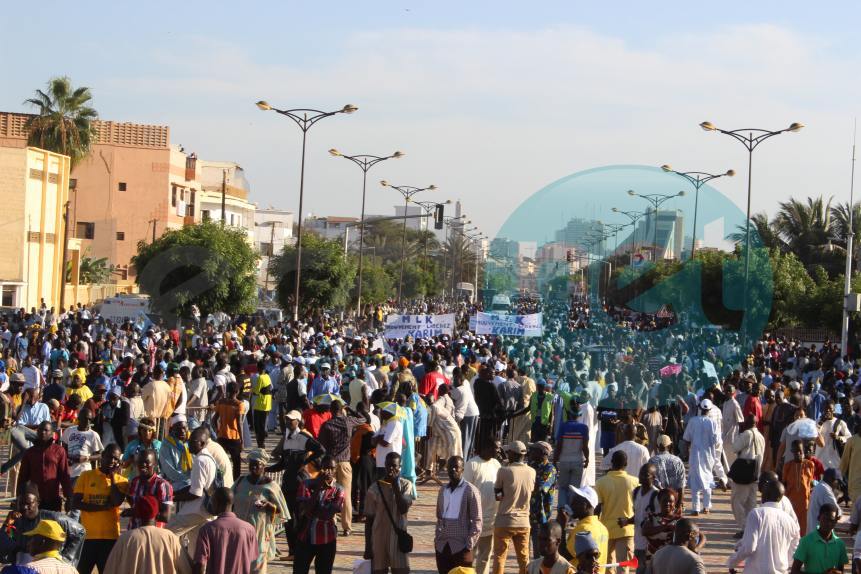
0, 296, 859, 574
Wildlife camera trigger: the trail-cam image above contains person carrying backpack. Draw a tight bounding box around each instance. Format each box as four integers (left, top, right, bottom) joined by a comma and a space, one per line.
167, 426, 223, 567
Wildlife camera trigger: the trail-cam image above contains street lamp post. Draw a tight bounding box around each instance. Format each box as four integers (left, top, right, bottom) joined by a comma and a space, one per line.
380, 181, 436, 304
626, 189, 686, 261
612, 208, 645, 265
661, 164, 735, 259
700, 120, 803, 343
443, 215, 468, 297
255, 101, 357, 321
329, 149, 403, 317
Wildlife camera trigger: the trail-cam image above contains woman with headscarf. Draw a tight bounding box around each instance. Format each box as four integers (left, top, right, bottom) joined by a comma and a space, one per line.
121, 417, 162, 479
266, 409, 324, 561
426, 385, 463, 479
233, 448, 290, 574
396, 393, 418, 497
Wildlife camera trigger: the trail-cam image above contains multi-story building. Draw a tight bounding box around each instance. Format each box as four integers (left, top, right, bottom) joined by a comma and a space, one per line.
0, 142, 70, 309
555, 218, 605, 254
305, 216, 359, 242
197, 159, 256, 237
253, 208, 294, 296
617, 209, 685, 261
0, 112, 256, 288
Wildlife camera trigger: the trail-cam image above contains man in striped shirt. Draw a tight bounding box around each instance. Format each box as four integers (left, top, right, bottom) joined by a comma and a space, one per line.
126, 449, 173, 528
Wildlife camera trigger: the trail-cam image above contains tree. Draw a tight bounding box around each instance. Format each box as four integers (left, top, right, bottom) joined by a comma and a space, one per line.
131, 222, 258, 320
726, 212, 785, 251
24, 77, 97, 168
67, 250, 113, 284
358, 260, 394, 305
270, 233, 356, 313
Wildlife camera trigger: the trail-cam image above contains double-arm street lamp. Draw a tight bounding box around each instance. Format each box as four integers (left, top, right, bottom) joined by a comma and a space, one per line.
329, 148, 403, 316
700, 121, 803, 344
626, 189, 685, 261
256, 100, 358, 321
380, 181, 437, 304
661, 164, 735, 259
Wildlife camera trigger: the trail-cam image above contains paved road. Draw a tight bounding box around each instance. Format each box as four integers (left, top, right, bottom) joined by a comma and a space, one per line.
266, 472, 749, 573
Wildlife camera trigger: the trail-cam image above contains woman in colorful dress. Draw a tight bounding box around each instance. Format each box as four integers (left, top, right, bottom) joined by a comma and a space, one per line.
233, 448, 290, 574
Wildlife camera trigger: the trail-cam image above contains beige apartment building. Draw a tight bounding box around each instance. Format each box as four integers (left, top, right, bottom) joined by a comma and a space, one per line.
0, 111, 255, 288
0, 139, 70, 309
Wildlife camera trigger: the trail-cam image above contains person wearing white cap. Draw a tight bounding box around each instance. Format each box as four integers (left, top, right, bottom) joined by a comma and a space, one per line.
682, 399, 722, 515
563, 485, 608, 572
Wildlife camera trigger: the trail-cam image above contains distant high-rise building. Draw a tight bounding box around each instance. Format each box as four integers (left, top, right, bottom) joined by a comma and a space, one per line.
617, 209, 684, 261
554, 218, 605, 254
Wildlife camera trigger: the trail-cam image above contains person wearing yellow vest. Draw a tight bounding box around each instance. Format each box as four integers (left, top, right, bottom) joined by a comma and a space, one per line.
251, 359, 273, 449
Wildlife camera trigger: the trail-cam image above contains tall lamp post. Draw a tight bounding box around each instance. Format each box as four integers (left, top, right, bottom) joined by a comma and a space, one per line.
700, 120, 803, 344
661, 164, 735, 259
612, 208, 645, 265
626, 189, 685, 261
380, 181, 436, 304
842, 130, 857, 357
443, 215, 469, 296
255, 100, 357, 321
329, 148, 403, 316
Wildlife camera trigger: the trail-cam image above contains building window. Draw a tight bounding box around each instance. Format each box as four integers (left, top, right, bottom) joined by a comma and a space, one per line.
260, 242, 273, 256
202, 210, 211, 222
171, 186, 177, 207
76, 222, 95, 239
116, 232, 125, 241
1, 286, 15, 307
118, 182, 127, 192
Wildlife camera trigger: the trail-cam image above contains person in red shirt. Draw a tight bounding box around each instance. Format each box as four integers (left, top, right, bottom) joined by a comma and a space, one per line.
743, 382, 764, 433
303, 399, 333, 438
17, 420, 72, 512
420, 360, 449, 401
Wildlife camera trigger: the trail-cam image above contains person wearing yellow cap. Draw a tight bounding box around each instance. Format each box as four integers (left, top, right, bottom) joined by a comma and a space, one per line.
23, 519, 76, 574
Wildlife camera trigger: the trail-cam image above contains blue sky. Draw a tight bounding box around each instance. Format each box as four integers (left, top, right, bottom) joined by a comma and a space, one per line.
4, 1, 861, 238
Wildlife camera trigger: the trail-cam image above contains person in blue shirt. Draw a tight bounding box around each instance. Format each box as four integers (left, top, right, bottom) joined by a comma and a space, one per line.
1, 386, 52, 474
309, 362, 339, 399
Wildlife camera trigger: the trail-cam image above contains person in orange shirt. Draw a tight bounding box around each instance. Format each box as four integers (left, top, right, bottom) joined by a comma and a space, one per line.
211, 381, 246, 481
783, 439, 815, 534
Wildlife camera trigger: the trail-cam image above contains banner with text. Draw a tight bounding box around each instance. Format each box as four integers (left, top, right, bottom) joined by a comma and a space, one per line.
475, 312, 543, 337
384, 314, 456, 339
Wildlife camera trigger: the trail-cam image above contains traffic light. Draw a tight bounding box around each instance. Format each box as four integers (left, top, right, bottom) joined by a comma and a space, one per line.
434, 203, 444, 229
566, 249, 573, 262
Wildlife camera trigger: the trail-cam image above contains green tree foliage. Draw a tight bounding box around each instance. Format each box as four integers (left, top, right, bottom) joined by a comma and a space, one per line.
131, 222, 258, 319
24, 77, 97, 168
271, 233, 356, 313
67, 251, 113, 284
358, 260, 394, 305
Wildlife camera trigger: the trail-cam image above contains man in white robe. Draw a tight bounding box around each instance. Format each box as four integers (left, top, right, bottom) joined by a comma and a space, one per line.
577, 395, 598, 487
683, 399, 722, 514
704, 396, 729, 482
722, 385, 744, 466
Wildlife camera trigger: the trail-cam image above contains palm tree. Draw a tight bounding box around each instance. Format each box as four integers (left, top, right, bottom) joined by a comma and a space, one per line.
774, 196, 844, 274
24, 77, 97, 167
726, 212, 786, 251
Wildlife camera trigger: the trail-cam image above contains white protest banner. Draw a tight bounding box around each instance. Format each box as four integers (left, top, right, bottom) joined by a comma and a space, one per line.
475, 312, 543, 337
384, 314, 456, 339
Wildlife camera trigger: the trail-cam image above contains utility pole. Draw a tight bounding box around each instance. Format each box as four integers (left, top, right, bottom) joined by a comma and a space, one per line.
59, 201, 70, 310
221, 169, 227, 225
842, 120, 857, 358
149, 219, 158, 243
